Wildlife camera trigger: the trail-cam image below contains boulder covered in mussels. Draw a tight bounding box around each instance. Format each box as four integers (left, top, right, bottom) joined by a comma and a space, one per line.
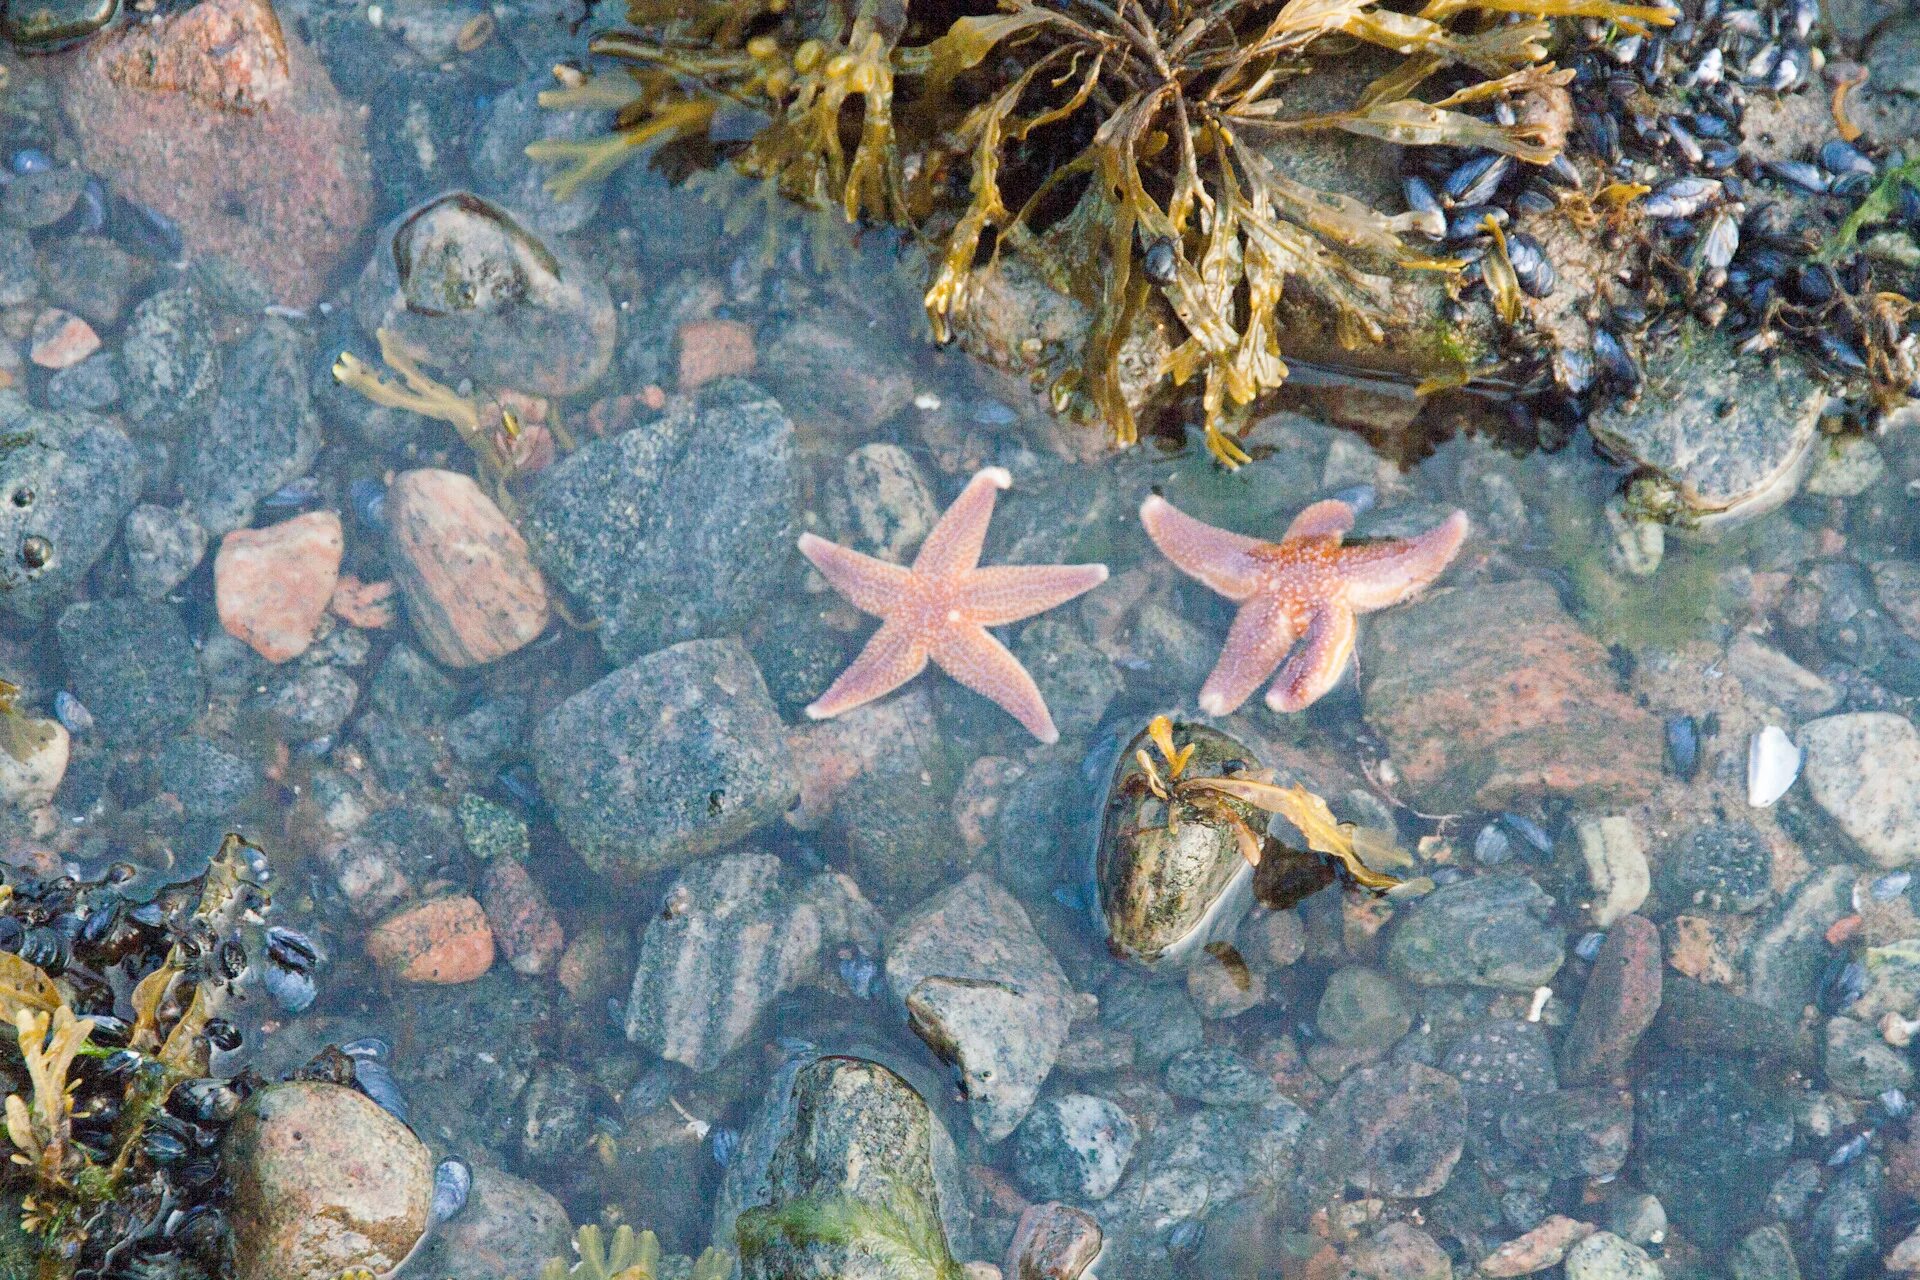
1093, 720, 1259, 969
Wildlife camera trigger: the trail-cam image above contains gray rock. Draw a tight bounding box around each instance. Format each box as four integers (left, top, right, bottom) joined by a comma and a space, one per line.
1806, 1155, 1882, 1280
1442, 1018, 1557, 1160
56, 598, 204, 747
1748, 867, 1855, 1012
156, 736, 260, 813
1010, 1093, 1139, 1202
469, 81, 605, 237
1563, 1231, 1661, 1280
44, 352, 120, 411
350, 192, 615, 398
1013, 618, 1120, 741
260, 666, 359, 741
1868, 14, 1920, 96
0, 391, 143, 619
407, 1165, 571, 1280
37, 236, 146, 328
1100, 971, 1204, 1068
1097, 1098, 1309, 1280
1606, 1192, 1667, 1249
833, 765, 963, 909
516, 1062, 596, 1164
119, 286, 221, 438
1163, 1045, 1267, 1106
178, 320, 323, 535
1498, 1086, 1634, 1180
827, 442, 940, 563
1588, 323, 1822, 530
715, 1055, 973, 1280
1653, 975, 1819, 1068
0, 227, 35, 307
1658, 821, 1772, 914
1635, 1055, 1795, 1249
2, 166, 83, 228
523, 385, 797, 662
122, 504, 207, 599
1316, 965, 1412, 1051
625, 853, 823, 1072
1385, 873, 1566, 991
1730, 1224, 1803, 1280
756, 315, 916, 439
885, 873, 1075, 1140
1823, 1016, 1913, 1098
1799, 713, 1920, 868
532, 638, 797, 878
1298, 1062, 1466, 1199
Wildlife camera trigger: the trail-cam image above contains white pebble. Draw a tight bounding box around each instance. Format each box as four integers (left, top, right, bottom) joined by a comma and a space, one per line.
1747, 724, 1801, 807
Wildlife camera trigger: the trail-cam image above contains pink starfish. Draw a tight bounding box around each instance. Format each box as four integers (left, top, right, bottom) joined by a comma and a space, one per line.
800, 467, 1110, 744
1140, 494, 1469, 716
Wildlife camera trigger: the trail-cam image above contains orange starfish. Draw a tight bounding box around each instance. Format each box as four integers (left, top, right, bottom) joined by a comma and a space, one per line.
800, 467, 1110, 743
1141, 494, 1469, 716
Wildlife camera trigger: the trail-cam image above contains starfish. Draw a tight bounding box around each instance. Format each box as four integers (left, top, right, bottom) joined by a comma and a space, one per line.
1140, 493, 1469, 716
799, 467, 1110, 744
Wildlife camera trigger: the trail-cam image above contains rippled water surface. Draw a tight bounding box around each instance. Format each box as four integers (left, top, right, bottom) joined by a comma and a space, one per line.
5, 0, 1920, 1276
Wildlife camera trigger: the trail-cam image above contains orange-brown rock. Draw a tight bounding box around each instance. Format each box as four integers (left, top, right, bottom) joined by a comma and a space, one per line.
677, 318, 757, 390
1477, 1215, 1596, 1277
329, 574, 395, 629
59, 0, 372, 307
385, 469, 549, 667
365, 894, 494, 984
28, 309, 100, 369
215, 510, 343, 663
1361, 579, 1663, 810
480, 857, 564, 977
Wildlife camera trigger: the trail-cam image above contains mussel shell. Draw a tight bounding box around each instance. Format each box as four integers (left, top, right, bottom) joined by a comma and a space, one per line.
1091, 720, 1259, 969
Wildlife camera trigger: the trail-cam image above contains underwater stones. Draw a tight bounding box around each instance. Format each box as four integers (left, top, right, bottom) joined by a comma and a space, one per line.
224, 1082, 434, 1280
625, 853, 822, 1071
214, 510, 343, 663
1634, 1055, 1795, 1250
1005, 1203, 1103, 1280
886, 873, 1075, 1140
0, 0, 116, 48
0, 717, 66, 810
1093, 720, 1258, 969
1747, 866, 1855, 1012
1498, 1086, 1634, 1180
365, 894, 495, 984
407, 1166, 572, 1280
677, 317, 758, 391
1361, 580, 1662, 811
0, 393, 142, 620
56, 597, 204, 747
468, 81, 605, 237
523, 386, 796, 662
716, 1055, 973, 1280
28, 307, 99, 370
1576, 816, 1648, 927
119, 286, 221, 438
1588, 325, 1823, 530
828, 442, 940, 564
1306, 1061, 1466, 1198
123, 504, 208, 599
1824, 1016, 1913, 1098
350, 192, 614, 398
1011, 1093, 1139, 1202
177, 319, 323, 536
61, 0, 372, 307
1385, 873, 1566, 992
1316, 965, 1413, 1052
1799, 713, 1920, 868
532, 639, 797, 878
385, 469, 549, 667
1560, 914, 1662, 1086
479, 856, 563, 977
1563, 1232, 1662, 1280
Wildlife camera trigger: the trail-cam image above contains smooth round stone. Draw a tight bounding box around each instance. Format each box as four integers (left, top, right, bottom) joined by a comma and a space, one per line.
223, 1082, 434, 1280
1, 0, 117, 50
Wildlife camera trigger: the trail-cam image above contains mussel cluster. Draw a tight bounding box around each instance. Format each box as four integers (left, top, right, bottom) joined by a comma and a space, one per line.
0, 836, 321, 1278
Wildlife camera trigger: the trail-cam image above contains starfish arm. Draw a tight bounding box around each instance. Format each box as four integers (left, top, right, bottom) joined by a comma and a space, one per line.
799, 533, 915, 616
930, 624, 1060, 744
1264, 603, 1358, 713
912, 467, 1012, 578
961, 563, 1110, 626
1138, 495, 1269, 601
1197, 593, 1299, 717
1282, 499, 1357, 542
805, 621, 929, 721
1337, 510, 1470, 611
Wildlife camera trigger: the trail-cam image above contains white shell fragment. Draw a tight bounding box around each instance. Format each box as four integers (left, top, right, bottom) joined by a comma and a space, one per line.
1747, 725, 1801, 807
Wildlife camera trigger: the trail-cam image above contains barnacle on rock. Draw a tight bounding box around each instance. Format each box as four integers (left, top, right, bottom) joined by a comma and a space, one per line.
541, 0, 1674, 464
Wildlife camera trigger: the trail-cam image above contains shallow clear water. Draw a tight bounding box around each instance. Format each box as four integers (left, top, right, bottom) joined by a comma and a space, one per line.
3, 0, 1920, 1276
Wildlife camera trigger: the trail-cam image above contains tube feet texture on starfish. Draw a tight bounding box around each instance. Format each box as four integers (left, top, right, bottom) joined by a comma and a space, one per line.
800, 467, 1110, 744
1140, 493, 1468, 716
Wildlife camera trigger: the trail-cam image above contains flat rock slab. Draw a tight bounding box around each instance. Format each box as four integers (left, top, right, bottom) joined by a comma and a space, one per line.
1801, 712, 1920, 868
886, 873, 1075, 1141
1560, 914, 1662, 1085
1588, 323, 1823, 528
1362, 579, 1662, 811
533, 638, 797, 878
